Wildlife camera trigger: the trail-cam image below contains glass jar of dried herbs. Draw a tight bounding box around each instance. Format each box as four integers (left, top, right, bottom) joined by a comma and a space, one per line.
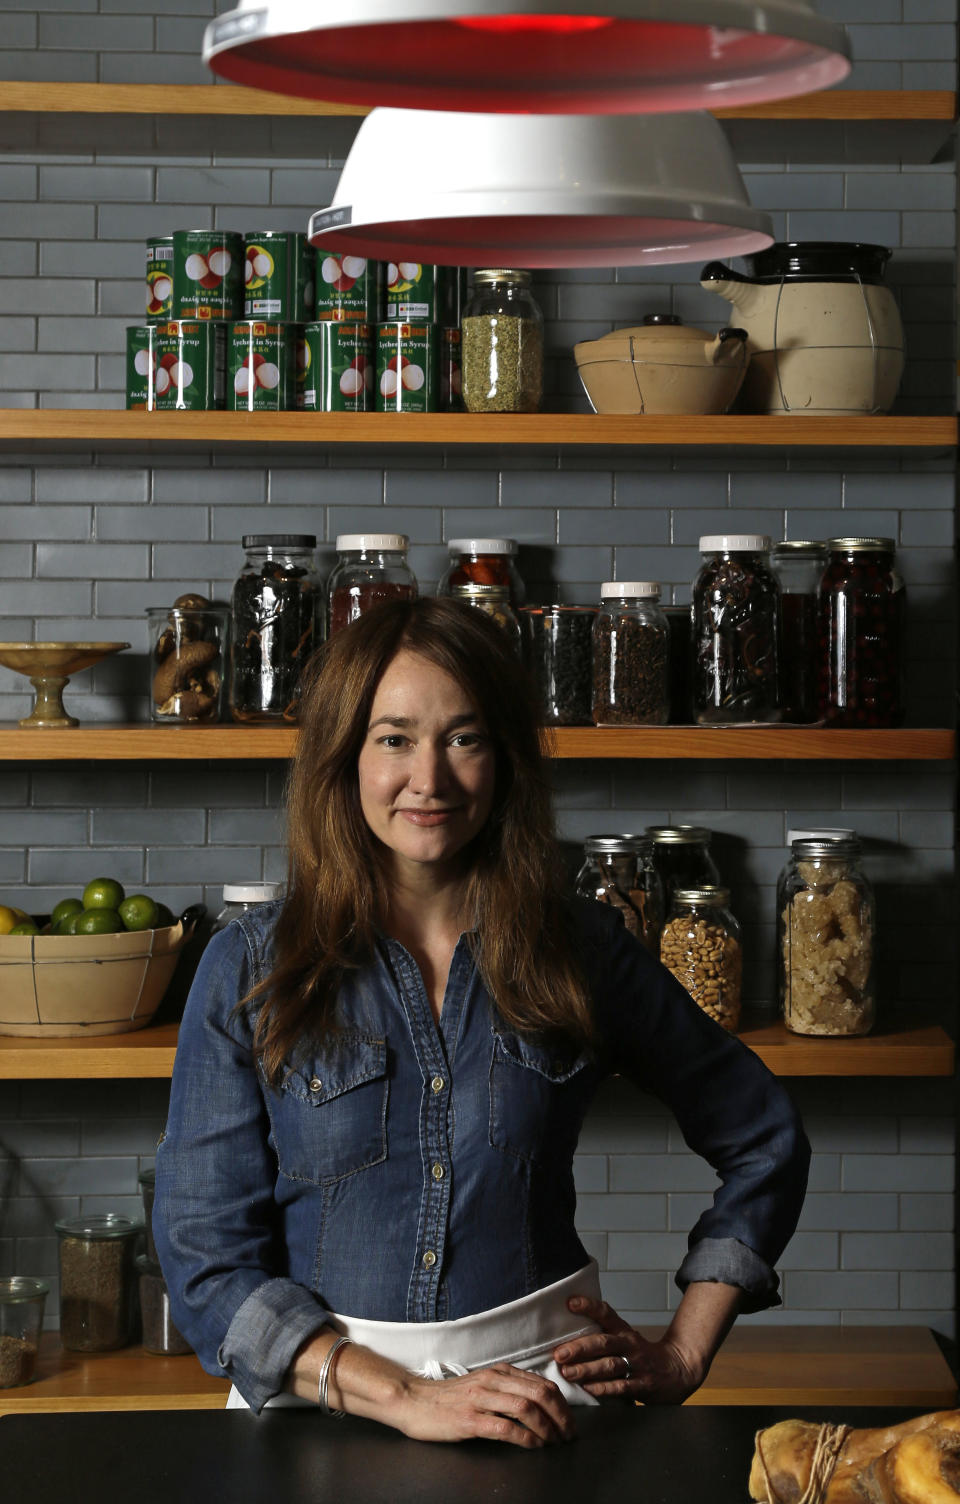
461, 270, 543, 414
55, 1213, 141, 1353
692, 534, 781, 724
228, 534, 321, 723
575, 834, 664, 954
591, 582, 669, 726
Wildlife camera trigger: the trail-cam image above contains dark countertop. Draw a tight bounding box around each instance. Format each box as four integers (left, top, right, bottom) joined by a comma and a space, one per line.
0, 1403, 930, 1503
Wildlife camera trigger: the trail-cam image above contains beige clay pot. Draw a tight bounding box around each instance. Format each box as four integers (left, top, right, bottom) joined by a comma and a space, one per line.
574, 316, 748, 416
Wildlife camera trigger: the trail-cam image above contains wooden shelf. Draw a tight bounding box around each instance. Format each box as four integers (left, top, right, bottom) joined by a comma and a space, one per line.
0, 83, 954, 122
0, 1017, 950, 1080
0, 410, 955, 453
1, 1325, 953, 1415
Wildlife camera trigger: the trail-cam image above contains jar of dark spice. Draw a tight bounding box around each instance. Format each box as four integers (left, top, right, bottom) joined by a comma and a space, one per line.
0, 1277, 47, 1389
229, 535, 321, 723
461, 269, 543, 414
646, 825, 721, 901
818, 536, 904, 727
575, 834, 664, 954
438, 537, 526, 607
592, 582, 669, 726
521, 605, 596, 726
55, 1213, 141, 1353
327, 533, 418, 636
451, 582, 521, 653
135, 1255, 193, 1356
770, 541, 827, 723
692, 534, 780, 724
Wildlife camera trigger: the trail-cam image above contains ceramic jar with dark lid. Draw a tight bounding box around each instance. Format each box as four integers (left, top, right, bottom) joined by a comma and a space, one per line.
818, 537, 904, 727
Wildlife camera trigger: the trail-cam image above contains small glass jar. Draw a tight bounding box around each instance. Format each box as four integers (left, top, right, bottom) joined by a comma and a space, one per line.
135, 1255, 192, 1356
451, 582, 521, 653
327, 533, 418, 637
575, 835, 664, 954
438, 538, 526, 607
663, 604, 693, 724
461, 269, 544, 414
692, 534, 781, 724
0, 1277, 48, 1388
646, 825, 721, 901
660, 886, 742, 1032
138, 1167, 158, 1262
229, 535, 321, 723
592, 582, 670, 726
770, 541, 827, 724
147, 603, 229, 723
778, 836, 875, 1037
818, 537, 904, 728
55, 1213, 141, 1353
521, 605, 596, 726
213, 881, 283, 933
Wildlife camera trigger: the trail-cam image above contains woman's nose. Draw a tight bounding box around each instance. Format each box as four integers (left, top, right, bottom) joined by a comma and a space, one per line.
408, 741, 447, 795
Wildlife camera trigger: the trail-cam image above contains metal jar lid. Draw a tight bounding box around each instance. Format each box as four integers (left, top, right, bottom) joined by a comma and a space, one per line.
452, 583, 510, 600
672, 885, 731, 906
584, 834, 653, 855
772, 540, 827, 555
646, 825, 712, 846
242, 534, 316, 549
473, 269, 531, 285
826, 536, 895, 553
791, 837, 861, 859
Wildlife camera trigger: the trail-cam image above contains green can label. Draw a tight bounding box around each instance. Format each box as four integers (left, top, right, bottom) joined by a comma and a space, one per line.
376, 322, 439, 413
385, 264, 462, 323
303, 322, 373, 412
292, 326, 309, 410
172, 230, 244, 320
154, 320, 227, 410
244, 232, 315, 322
315, 252, 381, 322
126, 325, 157, 410
145, 237, 174, 322
228, 321, 295, 411
441, 326, 463, 412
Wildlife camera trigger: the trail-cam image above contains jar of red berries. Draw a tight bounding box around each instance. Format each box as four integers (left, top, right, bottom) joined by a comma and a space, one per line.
818, 536, 904, 727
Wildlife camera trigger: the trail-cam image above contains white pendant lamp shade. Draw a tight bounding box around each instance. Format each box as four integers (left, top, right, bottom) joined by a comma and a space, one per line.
307, 110, 774, 269
204, 0, 851, 114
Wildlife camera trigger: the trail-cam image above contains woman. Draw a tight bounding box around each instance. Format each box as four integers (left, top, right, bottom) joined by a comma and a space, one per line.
154, 597, 809, 1449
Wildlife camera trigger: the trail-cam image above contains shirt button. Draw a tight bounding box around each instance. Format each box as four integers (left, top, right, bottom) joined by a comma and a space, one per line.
432, 1163, 444, 1181
422, 1250, 437, 1269
309, 1078, 322, 1093
431, 1075, 445, 1094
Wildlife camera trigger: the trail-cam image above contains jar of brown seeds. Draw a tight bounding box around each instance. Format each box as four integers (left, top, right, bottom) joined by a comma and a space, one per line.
660, 885, 742, 1032
55, 1213, 141, 1352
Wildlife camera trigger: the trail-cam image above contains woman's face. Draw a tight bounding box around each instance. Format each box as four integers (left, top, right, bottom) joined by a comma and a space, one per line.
357, 649, 497, 882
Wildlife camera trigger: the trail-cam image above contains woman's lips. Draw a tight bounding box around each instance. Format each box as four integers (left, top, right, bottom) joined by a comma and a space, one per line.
397, 808, 458, 826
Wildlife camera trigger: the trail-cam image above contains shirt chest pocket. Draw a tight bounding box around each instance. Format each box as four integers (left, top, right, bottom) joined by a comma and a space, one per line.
489, 1032, 592, 1164
270, 1034, 389, 1185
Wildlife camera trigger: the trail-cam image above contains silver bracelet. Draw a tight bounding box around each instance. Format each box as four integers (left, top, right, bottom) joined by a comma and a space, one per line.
317, 1335, 349, 1418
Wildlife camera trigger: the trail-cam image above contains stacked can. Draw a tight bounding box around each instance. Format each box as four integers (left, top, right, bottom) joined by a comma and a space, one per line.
153, 321, 227, 410
301, 251, 380, 413
377, 264, 463, 413
128, 236, 175, 409
228, 232, 314, 412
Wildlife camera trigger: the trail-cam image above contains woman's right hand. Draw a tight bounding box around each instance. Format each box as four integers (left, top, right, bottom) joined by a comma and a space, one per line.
395, 1364, 576, 1448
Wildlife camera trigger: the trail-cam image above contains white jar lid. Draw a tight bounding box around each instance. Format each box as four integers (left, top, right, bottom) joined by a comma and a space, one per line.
447, 538, 517, 555
222, 882, 283, 904
600, 581, 660, 598
699, 534, 771, 553
335, 534, 408, 552
787, 828, 856, 845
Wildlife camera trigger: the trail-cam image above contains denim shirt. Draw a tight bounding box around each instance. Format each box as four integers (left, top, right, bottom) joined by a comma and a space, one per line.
153, 898, 809, 1413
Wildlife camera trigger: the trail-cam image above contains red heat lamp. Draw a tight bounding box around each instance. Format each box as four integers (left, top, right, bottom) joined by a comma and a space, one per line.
204, 1, 852, 115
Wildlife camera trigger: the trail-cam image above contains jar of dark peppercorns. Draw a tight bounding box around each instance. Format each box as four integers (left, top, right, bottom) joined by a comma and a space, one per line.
692, 534, 780, 724
229, 535, 321, 723
521, 605, 596, 726
770, 541, 827, 724
327, 533, 417, 636
592, 582, 669, 726
818, 536, 904, 727
575, 834, 664, 954
646, 825, 721, 900
438, 538, 526, 607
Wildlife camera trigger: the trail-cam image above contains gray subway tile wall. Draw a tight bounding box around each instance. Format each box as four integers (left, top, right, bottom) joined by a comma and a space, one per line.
0, 6, 956, 1338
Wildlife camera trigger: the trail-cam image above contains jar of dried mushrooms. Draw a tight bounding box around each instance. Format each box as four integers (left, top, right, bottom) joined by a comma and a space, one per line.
778, 835, 875, 1036
660, 886, 742, 1032
461, 269, 543, 413
575, 834, 664, 955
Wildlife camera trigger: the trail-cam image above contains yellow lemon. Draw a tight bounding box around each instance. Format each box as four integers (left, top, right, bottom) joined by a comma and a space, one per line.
0, 905, 19, 935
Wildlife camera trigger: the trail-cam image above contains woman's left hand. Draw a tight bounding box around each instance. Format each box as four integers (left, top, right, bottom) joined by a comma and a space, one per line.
553, 1296, 705, 1405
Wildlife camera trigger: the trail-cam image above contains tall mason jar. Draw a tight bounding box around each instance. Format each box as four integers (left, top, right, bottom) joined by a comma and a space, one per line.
660, 886, 743, 1032
574, 834, 664, 954
591, 582, 670, 726
770, 540, 827, 724
228, 534, 321, 723
818, 536, 904, 727
692, 534, 780, 723
646, 825, 721, 900
326, 533, 417, 636
778, 835, 875, 1036
461, 270, 543, 413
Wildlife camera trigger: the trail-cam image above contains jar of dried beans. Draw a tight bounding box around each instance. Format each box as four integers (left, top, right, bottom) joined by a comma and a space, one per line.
575, 834, 664, 954
660, 886, 742, 1032
770, 540, 827, 724
462, 269, 543, 414
646, 825, 721, 901
451, 582, 521, 653
438, 537, 526, 607
521, 604, 596, 726
55, 1213, 141, 1353
591, 582, 669, 726
818, 537, 904, 727
229, 534, 321, 723
778, 835, 875, 1036
327, 533, 417, 637
692, 534, 780, 724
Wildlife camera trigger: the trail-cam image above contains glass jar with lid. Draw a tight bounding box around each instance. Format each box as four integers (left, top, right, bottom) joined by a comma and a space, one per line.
327, 533, 418, 636
575, 834, 664, 954
451, 582, 521, 654
438, 538, 526, 607
0, 1277, 48, 1388
461, 269, 544, 414
660, 886, 742, 1032
646, 825, 721, 900
692, 534, 781, 724
55, 1213, 141, 1352
770, 540, 827, 724
778, 835, 875, 1036
521, 605, 596, 726
818, 537, 904, 727
146, 599, 229, 724
228, 534, 321, 723
213, 881, 283, 933
591, 582, 670, 726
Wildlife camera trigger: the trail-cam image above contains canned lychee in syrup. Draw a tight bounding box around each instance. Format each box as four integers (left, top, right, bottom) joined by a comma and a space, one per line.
314, 251, 381, 322
243, 232, 315, 322
384, 264, 462, 323
228, 321, 295, 411
376, 323, 439, 413
172, 230, 244, 320
303, 322, 374, 412
153, 320, 227, 410
126, 325, 158, 409
145, 237, 174, 322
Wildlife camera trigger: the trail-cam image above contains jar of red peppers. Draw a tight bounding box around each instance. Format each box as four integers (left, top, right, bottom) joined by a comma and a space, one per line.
438, 538, 525, 607
818, 537, 904, 727
327, 533, 418, 636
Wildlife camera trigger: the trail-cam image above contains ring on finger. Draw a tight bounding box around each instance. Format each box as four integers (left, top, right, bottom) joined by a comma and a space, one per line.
619, 1354, 633, 1379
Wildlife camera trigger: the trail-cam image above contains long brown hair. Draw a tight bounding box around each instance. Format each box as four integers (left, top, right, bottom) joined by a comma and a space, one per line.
252, 597, 593, 1084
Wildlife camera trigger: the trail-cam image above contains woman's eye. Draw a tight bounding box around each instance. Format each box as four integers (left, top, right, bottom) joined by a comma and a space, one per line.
451, 733, 483, 749
378, 734, 408, 749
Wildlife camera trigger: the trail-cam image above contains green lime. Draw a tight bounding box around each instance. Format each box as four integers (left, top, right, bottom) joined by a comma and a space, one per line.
51, 897, 83, 928
119, 894, 159, 932
9, 920, 40, 935
55, 911, 82, 934
73, 908, 125, 936
82, 877, 126, 911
